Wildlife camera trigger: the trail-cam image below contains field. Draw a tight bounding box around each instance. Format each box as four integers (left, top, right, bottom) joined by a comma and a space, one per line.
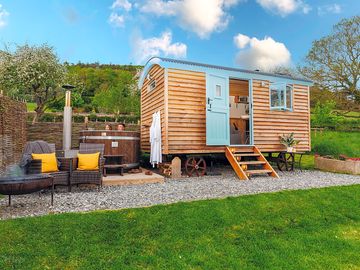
288, 130, 360, 170
26, 103, 53, 112
26, 102, 36, 111
311, 130, 360, 158
0, 185, 359, 269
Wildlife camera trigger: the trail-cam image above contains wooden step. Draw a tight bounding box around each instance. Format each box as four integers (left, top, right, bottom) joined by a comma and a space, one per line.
230, 147, 254, 153
246, 169, 273, 175
234, 153, 260, 157
225, 146, 279, 181
238, 161, 266, 165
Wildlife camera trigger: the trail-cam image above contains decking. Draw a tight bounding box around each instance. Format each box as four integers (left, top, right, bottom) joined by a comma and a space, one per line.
103, 171, 164, 186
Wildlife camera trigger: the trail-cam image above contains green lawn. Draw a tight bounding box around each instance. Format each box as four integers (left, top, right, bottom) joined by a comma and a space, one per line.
296, 130, 360, 170
312, 130, 360, 157
26, 102, 52, 112
26, 102, 36, 112
1, 185, 359, 269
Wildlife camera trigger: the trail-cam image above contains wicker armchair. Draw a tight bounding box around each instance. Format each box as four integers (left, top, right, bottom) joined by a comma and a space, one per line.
69, 143, 105, 191
21, 141, 72, 191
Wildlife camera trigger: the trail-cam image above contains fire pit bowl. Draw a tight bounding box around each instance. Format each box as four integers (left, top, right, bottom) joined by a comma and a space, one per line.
0, 174, 54, 206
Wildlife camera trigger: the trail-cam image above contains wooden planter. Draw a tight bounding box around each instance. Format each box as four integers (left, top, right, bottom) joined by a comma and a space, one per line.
315, 156, 360, 175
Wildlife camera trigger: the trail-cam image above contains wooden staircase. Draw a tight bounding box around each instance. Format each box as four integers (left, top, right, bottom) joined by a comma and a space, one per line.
225, 146, 279, 180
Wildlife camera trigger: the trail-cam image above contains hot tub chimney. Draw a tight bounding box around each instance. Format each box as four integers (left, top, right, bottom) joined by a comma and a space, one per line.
62, 84, 75, 154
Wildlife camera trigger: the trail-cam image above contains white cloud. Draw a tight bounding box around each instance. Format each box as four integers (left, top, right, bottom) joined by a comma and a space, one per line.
234, 34, 251, 49
139, 0, 178, 16
132, 31, 187, 64
317, 4, 342, 16
256, 0, 311, 17
111, 0, 132, 12
0, 4, 9, 28
108, 12, 125, 28
139, 0, 243, 39
224, 0, 242, 8
234, 34, 291, 71
109, 0, 132, 28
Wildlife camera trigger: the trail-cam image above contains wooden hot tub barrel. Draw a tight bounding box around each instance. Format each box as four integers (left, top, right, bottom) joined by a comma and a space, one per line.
80, 130, 140, 169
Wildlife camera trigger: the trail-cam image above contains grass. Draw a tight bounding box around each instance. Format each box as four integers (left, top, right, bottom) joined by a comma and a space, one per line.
26, 102, 36, 112
294, 130, 360, 170
312, 130, 360, 158
1, 185, 360, 269
26, 102, 52, 112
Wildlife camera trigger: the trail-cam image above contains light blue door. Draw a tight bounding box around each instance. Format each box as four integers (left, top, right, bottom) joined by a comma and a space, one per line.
206, 74, 230, 145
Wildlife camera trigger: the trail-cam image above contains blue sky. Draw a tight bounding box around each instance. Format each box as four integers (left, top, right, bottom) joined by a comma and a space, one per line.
0, 0, 358, 70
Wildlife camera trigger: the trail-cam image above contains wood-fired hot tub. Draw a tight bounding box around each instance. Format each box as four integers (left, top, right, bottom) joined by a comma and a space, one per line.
80, 130, 140, 169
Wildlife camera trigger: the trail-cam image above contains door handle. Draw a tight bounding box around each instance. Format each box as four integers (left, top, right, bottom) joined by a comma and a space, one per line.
207, 97, 213, 111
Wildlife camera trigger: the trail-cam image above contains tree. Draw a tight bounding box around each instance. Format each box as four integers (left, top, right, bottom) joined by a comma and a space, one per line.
0, 44, 66, 122
299, 16, 360, 110
93, 70, 139, 118
47, 65, 86, 112
270, 66, 301, 78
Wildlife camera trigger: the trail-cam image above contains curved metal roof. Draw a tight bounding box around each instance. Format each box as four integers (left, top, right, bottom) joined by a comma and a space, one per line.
138, 56, 312, 88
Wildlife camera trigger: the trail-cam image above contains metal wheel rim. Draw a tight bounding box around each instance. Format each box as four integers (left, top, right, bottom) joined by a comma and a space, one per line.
185, 157, 207, 177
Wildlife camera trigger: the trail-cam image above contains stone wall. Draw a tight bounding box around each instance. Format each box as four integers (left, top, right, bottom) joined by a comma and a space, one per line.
0, 96, 27, 173
27, 122, 140, 150
315, 156, 360, 175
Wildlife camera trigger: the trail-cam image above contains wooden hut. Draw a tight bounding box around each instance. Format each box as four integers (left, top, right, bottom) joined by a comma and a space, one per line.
139, 57, 312, 179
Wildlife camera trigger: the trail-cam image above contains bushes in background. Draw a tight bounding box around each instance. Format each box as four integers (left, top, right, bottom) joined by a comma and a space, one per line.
28, 112, 140, 123
311, 101, 360, 131
311, 130, 360, 158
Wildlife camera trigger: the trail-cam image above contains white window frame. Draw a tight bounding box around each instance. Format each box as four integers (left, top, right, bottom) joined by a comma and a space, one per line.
269, 82, 293, 111
148, 79, 156, 92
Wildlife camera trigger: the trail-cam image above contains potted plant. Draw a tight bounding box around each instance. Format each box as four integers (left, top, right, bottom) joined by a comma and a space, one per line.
279, 133, 300, 152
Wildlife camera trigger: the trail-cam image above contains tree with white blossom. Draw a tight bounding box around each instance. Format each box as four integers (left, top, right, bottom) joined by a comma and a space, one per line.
0, 44, 66, 122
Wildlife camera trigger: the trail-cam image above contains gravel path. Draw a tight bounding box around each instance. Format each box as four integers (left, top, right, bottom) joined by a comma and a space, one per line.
1, 168, 360, 220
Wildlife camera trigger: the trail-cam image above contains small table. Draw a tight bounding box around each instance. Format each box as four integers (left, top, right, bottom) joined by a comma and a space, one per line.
103, 155, 125, 176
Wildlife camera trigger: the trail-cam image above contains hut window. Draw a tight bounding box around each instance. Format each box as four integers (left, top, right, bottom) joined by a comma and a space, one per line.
149, 80, 156, 92
270, 82, 292, 111
286, 85, 293, 109
215, 85, 222, 97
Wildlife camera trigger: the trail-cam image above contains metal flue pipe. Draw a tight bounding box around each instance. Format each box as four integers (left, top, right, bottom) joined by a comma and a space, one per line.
62, 85, 75, 151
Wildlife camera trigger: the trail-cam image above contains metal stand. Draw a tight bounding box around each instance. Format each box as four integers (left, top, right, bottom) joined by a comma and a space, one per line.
51, 179, 54, 206
6, 178, 54, 207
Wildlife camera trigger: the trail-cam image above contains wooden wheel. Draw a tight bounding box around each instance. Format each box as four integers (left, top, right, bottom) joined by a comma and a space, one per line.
185, 157, 207, 177
276, 152, 295, 171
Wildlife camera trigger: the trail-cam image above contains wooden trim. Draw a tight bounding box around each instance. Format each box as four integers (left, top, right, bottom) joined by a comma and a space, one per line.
164, 68, 169, 154
308, 85, 311, 150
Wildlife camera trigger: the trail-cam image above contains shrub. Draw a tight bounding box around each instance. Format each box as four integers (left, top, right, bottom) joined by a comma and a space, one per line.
312, 140, 342, 157
312, 101, 337, 127
39, 113, 61, 122
73, 115, 85, 123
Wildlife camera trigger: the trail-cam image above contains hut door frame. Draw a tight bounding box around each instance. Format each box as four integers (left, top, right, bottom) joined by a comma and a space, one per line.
228, 77, 253, 146
205, 74, 230, 146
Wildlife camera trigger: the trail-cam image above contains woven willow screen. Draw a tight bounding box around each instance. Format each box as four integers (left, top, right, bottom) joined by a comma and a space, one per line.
0, 96, 27, 173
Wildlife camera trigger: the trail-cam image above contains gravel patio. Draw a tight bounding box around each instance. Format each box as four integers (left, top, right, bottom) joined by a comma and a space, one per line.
1, 168, 360, 220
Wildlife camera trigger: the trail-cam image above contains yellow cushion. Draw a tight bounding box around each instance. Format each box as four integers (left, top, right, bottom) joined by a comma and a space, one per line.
31, 153, 59, 173
77, 152, 100, 171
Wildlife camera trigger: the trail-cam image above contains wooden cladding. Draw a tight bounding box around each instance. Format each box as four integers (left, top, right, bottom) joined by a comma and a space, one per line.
167, 69, 222, 154
252, 80, 311, 152
140, 67, 311, 155
140, 65, 166, 153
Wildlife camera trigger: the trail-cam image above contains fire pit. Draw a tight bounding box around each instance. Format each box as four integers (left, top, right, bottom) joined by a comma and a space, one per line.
0, 174, 54, 206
